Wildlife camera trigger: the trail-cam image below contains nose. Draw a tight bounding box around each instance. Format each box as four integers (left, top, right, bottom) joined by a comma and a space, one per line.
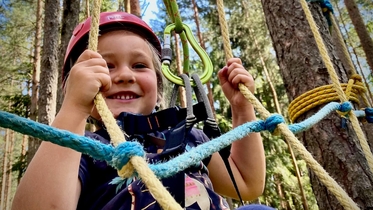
112, 65, 135, 84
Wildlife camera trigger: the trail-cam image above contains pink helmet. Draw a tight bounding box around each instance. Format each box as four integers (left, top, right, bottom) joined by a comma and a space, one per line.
62, 11, 161, 79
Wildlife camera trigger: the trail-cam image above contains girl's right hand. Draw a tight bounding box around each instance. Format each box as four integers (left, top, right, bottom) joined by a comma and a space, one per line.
63, 49, 111, 118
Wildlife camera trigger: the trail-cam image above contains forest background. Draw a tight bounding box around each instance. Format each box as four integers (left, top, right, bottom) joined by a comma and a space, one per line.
0, 0, 372, 209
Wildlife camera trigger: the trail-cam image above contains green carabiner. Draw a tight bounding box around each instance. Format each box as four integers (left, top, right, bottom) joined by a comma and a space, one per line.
161, 23, 213, 86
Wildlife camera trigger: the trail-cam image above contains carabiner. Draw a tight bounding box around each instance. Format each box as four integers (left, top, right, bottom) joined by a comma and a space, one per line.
161, 23, 213, 86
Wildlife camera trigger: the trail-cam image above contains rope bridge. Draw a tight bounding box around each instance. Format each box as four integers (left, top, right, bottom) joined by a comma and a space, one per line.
1, 0, 372, 209
0, 102, 371, 208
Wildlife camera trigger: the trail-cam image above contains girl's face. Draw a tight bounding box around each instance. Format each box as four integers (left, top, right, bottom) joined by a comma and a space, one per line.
92, 30, 158, 118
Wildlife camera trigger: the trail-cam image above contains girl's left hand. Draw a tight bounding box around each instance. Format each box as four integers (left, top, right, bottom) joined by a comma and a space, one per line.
218, 58, 255, 108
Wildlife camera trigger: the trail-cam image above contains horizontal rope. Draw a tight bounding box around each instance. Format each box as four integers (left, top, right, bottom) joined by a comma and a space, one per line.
0, 101, 369, 178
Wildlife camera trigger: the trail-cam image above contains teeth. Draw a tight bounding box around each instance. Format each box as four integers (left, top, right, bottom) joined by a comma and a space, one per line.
113, 95, 134, 100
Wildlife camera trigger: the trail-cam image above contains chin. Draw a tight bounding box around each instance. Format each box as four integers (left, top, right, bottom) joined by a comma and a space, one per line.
113, 109, 139, 117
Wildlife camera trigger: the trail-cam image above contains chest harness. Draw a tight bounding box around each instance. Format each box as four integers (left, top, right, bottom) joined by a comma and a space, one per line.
112, 74, 243, 207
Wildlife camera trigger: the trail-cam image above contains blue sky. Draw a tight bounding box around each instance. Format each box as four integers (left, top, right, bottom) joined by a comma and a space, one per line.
142, 1, 159, 25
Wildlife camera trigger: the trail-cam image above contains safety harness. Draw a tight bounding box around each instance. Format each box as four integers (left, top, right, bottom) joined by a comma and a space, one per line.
114, 74, 243, 207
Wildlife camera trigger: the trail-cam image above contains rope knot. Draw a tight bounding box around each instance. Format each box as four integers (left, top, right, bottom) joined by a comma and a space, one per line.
365, 108, 373, 123
263, 114, 285, 133
336, 101, 353, 118
351, 74, 362, 82
111, 141, 145, 170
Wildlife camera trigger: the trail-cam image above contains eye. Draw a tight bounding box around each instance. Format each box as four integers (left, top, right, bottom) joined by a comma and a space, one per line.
107, 63, 115, 69
133, 63, 148, 69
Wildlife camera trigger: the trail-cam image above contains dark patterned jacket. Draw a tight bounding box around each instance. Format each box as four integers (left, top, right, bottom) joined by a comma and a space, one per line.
78, 127, 229, 210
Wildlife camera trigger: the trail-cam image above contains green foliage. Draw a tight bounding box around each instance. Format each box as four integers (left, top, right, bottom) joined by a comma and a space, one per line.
0, 1, 35, 203
1, 0, 369, 208
1, 94, 31, 117
11, 153, 27, 175
0, 0, 34, 119
101, 0, 117, 12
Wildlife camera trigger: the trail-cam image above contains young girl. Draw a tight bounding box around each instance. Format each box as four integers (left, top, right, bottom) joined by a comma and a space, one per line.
12, 12, 272, 210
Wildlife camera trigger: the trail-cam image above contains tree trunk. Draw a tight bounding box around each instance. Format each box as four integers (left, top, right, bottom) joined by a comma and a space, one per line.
30, 0, 43, 123
261, 1, 373, 209
130, 0, 141, 17
344, 0, 373, 74
5, 130, 14, 210
27, 0, 43, 166
18, 135, 28, 184
85, 0, 90, 18
125, 0, 130, 13
37, 0, 60, 128
334, 1, 365, 82
274, 174, 288, 210
0, 129, 10, 210
56, 0, 80, 112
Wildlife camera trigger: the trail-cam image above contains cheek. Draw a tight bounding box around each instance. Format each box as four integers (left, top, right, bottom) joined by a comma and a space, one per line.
143, 75, 158, 93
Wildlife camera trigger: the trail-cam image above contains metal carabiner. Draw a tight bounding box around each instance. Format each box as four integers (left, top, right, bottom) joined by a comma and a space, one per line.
161, 23, 213, 86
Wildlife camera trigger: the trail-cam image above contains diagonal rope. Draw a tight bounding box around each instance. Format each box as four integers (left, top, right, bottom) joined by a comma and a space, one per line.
215, 0, 360, 209
299, 0, 373, 179
86, 1, 182, 209
330, 14, 373, 107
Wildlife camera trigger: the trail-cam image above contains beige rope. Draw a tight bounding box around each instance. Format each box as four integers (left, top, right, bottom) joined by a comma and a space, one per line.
299, 0, 373, 180
87, 1, 182, 209
331, 15, 373, 107
215, 0, 360, 209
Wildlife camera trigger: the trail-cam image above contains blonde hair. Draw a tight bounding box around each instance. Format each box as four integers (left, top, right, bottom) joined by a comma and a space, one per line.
146, 39, 165, 109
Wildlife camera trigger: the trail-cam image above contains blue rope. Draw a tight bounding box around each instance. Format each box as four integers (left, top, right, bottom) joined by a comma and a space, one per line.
365, 108, 373, 123
288, 101, 351, 133
0, 111, 144, 170
0, 101, 370, 179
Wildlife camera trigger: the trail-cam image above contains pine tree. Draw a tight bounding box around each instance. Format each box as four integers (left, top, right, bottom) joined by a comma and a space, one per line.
262, 0, 373, 208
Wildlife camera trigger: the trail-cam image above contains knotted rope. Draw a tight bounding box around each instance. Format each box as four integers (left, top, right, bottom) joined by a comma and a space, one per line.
215, 0, 360, 209
88, 0, 182, 209
288, 76, 366, 122
299, 0, 373, 179
1, 101, 366, 177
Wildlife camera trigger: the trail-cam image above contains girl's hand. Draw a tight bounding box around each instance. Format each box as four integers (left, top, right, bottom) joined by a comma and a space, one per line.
63, 50, 111, 117
218, 58, 255, 109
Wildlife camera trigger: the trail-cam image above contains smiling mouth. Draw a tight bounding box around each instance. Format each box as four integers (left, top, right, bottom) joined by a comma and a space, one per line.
108, 93, 139, 100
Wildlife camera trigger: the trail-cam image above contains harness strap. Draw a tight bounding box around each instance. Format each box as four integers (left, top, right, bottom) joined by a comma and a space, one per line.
159, 74, 195, 207
191, 73, 244, 205
115, 73, 242, 206
116, 102, 207, 136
